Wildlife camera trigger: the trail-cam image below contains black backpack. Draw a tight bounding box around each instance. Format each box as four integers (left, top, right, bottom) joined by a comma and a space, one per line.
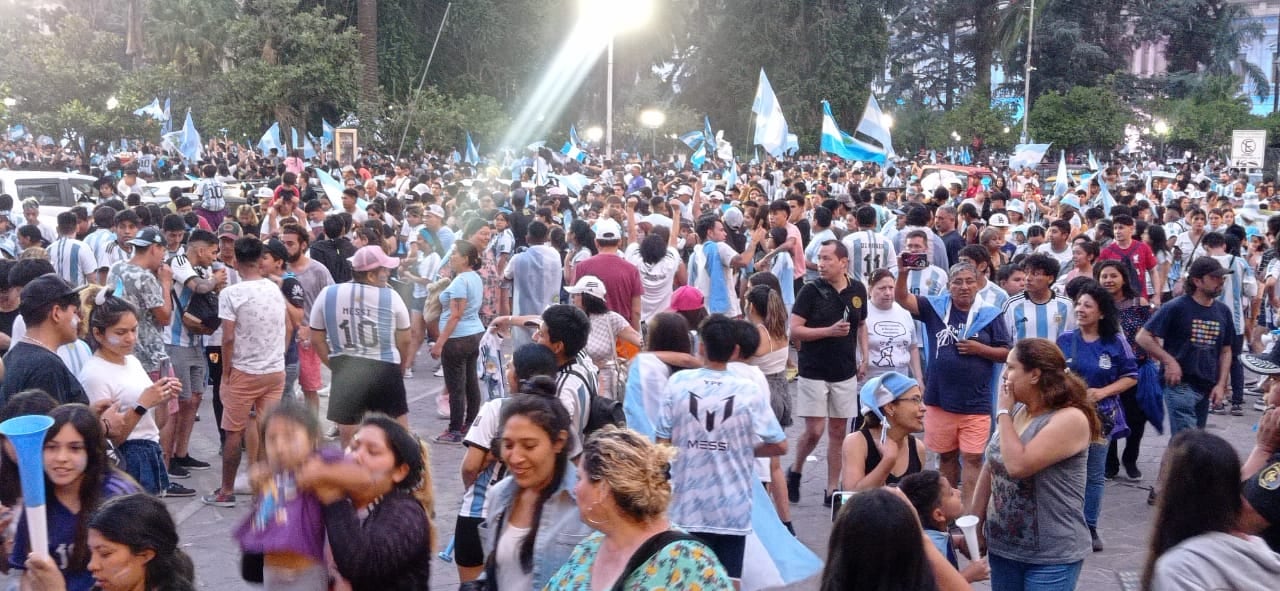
560, 365, 626, 436
176, 288, 221, 335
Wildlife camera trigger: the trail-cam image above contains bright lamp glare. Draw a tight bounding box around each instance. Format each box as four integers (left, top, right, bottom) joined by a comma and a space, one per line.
640, 109, 665, 129
585, 126, 604, 142
880, 113, 894, 129
1153, 119, 1169, 136
580, 0, 653, 33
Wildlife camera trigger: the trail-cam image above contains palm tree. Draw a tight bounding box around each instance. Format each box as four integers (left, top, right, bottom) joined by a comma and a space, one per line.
357, 0, 378, 117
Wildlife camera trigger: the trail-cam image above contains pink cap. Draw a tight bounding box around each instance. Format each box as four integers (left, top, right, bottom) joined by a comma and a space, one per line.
668, 285, 705, 312
348, 245, 400, 272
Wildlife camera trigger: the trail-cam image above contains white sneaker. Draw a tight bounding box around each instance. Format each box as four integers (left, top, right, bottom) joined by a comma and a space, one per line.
234, 473, 252, 495
404, 368, 414, 379
433, 366, 445, 378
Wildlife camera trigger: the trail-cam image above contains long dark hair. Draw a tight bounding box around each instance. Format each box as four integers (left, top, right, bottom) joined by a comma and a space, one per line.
1012, 339, 1102, 439
0, 390, 59, 505
645, 313, 691, 355
83, 285, 140, 349
89, 494, 195, 591
821, 488, 938, 591
1145, 224, 1169, 255
1075, 282, 1121, 340
1142, 431, 1242, 589
46, 404, 119, 571
1093, 260, 1139, 301
499, 376, 572, 574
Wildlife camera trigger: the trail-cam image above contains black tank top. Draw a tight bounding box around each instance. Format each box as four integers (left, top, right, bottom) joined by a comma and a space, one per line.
862, 429, 922, 486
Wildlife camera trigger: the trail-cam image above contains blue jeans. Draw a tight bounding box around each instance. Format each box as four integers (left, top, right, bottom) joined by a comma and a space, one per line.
989, 553, 1083, 591
1165, 383, 1209, 435
1084, 442, 1106, 528
116, 439, 169, 495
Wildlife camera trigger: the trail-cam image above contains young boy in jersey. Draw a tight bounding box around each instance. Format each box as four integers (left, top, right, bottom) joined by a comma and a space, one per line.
656, 314, 788, 582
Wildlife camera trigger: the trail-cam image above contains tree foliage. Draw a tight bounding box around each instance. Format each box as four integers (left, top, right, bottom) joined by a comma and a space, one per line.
1027, 86, 1129, 151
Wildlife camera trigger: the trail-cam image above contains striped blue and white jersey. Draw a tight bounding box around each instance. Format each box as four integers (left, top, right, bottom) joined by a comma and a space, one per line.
163, 254, 207, 348
978, 281, 1010, 310
907, 265, 948, 297
1001, 290, 1076, 341
1210, 253, 1257, 335
49, 237, 97, 287
843, 229, 898, 285
309, 283, 411, 364
459, 398, 508, 519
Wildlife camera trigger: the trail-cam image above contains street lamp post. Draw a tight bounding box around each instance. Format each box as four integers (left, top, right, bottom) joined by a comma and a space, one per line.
1021, 0, 1035, 145
639, 108, 665, 158
1153, 119, 1169, 163
582, 0, 654, 158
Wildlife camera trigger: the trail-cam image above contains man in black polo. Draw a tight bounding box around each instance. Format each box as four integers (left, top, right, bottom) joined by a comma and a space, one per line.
786, 239, 868, 507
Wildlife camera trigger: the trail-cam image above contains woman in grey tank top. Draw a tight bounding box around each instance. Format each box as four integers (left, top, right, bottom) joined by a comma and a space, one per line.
970, 338, 1100, 591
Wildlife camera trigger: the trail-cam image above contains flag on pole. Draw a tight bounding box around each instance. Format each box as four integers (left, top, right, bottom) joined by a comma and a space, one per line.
178, 109, 203, 163
703, 116, 717, 155
321, 119, 335, 148
1088, 150, 1100, 171
1008, 143, 1051, 172
690, 144, 707, 169
1097, 176, 1116, 215
854, 93, 895, 161
560, 142, 587, 162
679, 130, 705, 150
258, 122, 283, 155
569, 125, 582, 147
159, 98, 173, 135
133, 98, 166, 121
1053, 150, 1071, 198
726, 159, 739, 189
820, 101, 886, 163
313, 168, 346, 202
752, 69, 792, 158
464, 132, 479, 164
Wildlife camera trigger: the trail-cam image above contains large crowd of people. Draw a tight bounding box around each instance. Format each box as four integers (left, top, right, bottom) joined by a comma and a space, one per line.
2, 134, 1280, 591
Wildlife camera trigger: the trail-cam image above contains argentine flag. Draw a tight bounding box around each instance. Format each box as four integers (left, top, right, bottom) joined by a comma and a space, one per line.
464, 132, 479, 164
258, 122, 284, 155
752, 69, 792, 157
1053, 150, 1071, 198
820, 100, 886, 163
1009, 143, 1051, 172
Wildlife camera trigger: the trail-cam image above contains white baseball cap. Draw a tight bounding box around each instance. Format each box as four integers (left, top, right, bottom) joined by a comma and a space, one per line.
566, 275, 607, 299
988, 213, 1011, 228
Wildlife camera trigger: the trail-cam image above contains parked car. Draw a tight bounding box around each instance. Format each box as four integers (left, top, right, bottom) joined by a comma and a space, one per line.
0, 170, 97, 229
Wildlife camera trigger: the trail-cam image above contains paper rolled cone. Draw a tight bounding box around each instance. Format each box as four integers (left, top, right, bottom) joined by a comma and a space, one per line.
956, 514, 981, 561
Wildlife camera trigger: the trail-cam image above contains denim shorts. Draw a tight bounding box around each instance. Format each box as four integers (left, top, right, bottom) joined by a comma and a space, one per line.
117, 439, 168, 495
1165, 383, 1209, 435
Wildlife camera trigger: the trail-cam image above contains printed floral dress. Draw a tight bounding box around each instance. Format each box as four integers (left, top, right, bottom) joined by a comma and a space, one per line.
543, 531, 734, 591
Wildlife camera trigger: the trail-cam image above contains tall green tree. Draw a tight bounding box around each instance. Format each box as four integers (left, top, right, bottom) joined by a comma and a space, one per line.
1027, 86, 1129, 151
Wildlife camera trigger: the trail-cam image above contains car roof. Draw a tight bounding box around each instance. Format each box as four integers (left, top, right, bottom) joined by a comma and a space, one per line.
922, 164, 994, 175
0, 170, 97, 182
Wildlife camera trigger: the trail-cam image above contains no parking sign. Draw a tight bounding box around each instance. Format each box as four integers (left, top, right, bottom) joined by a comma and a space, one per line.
1231, 129, 1266, 168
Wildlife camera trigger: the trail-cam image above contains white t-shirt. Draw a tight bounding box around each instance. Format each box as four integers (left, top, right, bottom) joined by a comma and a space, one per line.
864, 303, 917, 380
218, 277, 288, 374
79, 355, 160, 442
1035, 242, 1074, 278
460, 398, 507, 519
688, 241, 741, 317
623, 243, 681, 322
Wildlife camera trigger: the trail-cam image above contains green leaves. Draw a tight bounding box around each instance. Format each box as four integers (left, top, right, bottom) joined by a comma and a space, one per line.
1027, 86, 1128, 151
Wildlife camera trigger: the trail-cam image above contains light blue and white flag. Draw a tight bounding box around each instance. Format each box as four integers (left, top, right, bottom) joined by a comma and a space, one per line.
569, 125, 582, 147
1009, 143, 1051, 172
178, 110, 202, 163
133, 98, 167, 121
1097, 176, 1116, 215
1053, 150, 1071, 198
313, 167, 346, 202
321, 119, 335, 148
8, 125, 26, 142
855, 93, 895, 160
785, 133, 799, 155
258, 122, 284, 155
1088, 150, 1100, 172
159, 98, 173, 135
690, 144, 707, 169
703, 116, 717, 155
679, 130, 704, 150
464, 132, 479, 164
752, 69, 792, 157
560, 141, 587, 163
725, 159, 739, 189
821, 100, 886, 163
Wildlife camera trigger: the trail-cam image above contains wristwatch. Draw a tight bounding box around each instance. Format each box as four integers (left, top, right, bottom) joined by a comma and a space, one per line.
995, 409, 1012, 419
133, 405, 148, 417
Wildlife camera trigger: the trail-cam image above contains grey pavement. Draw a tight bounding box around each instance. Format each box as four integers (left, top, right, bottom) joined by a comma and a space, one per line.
6, 359, 1269, 591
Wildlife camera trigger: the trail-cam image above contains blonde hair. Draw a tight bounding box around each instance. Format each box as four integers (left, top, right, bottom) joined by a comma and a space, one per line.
413, 437, 438, 550
236, 204, 258, 226
581, 426, 677, 522
18, 246, 46, 261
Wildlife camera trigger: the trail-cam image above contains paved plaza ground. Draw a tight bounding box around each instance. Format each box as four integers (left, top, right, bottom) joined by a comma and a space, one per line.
6, 361, 1268, 590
